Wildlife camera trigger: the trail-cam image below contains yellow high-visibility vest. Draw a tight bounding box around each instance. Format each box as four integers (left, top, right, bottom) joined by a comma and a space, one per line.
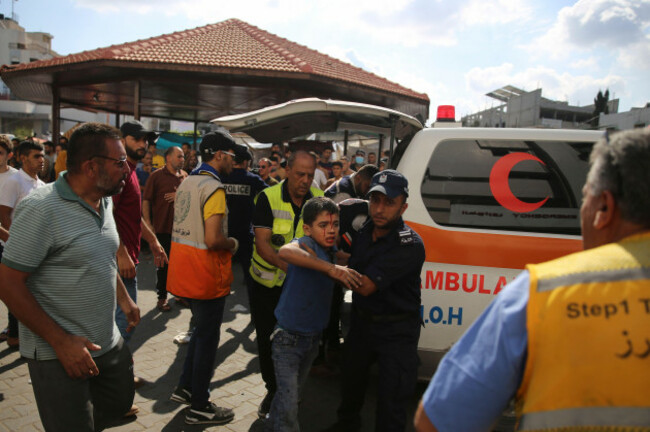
517, 232, 650, 431
249, 181, 323, 288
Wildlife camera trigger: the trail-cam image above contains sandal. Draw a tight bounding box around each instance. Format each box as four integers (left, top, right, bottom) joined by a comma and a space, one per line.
157, 299, 171, 312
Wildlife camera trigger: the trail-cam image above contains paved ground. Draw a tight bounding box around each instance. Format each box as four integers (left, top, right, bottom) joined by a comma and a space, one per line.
0, 250, 427, 432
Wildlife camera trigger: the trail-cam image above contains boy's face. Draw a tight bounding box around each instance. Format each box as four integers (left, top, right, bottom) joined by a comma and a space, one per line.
304, 211, 339, 248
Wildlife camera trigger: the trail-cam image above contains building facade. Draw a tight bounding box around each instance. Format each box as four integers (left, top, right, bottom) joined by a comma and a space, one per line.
462, 86, 619, 130
0, 15, 57, 137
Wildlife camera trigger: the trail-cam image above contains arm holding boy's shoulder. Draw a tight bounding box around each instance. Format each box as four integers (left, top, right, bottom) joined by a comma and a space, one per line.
278, 237, 361, 290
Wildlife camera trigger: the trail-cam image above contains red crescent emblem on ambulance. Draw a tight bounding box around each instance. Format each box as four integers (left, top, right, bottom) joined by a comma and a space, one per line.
489, 153, 549, 213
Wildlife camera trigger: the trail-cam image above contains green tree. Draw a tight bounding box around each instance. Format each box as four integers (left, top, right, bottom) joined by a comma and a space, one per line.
592, 89, 609, 126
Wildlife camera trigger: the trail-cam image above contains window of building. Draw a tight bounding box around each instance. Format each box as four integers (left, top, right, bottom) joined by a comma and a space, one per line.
421, 139, 594, 235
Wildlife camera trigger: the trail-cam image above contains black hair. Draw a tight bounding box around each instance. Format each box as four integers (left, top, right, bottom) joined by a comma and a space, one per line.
331, 161, 343, 168
67, 122, 121, 174
0, 135, 11, 153
17, 140, 44, 158
356, 164, 380, 180
302, 196, 339, 225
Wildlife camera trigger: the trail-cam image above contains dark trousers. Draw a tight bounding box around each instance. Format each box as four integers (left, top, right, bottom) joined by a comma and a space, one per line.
232, 239, 253, 299
323, 285, 344, 349
155, 233, 171, 300
248, 278, 283, 394
177, 296, 226, 409
27, 338, 134, 432
0, 244, 18, 338
337, 311, 421, 432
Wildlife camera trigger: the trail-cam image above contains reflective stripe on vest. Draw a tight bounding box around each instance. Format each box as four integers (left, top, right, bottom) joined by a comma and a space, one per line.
249, 182, 324, 288
171, 236, 208, 250
271, 209, 293, 220
519, 406, 650, 431
516, 233, 650, 431
251, 259, 284, 282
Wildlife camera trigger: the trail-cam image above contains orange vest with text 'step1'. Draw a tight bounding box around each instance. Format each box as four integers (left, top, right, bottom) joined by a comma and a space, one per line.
515, 232, 650, 432
167, 173, 233, 300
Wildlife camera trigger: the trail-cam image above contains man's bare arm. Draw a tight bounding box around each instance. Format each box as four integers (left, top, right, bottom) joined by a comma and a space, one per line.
0, 205, 13, 231
140, 217, 168, 267
414, 401, 439, 432
204, 213, 237, 252
278, 242, 361, 290
142, 199, 153, 228
254, 227, 288, 273
354, 275, 378, 296
115, 275, 140, 333
0, 264, 101, 378
116, 240, 136, 279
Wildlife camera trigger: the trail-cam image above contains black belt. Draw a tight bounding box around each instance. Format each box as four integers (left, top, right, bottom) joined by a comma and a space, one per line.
354, 307, 419, 323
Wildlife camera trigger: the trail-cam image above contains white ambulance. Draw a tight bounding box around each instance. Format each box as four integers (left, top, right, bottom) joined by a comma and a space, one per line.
213, 98, 604, 379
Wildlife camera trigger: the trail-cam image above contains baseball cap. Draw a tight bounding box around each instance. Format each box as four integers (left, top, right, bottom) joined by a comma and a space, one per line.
120, 120, 158, 141
367, 169, 409, 198
233, 143, 252, 163
199, 130, 237, 157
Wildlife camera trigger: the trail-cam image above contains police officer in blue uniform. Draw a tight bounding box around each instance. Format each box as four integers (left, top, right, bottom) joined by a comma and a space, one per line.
324, 170, 426, 432
223, 145, 268, 290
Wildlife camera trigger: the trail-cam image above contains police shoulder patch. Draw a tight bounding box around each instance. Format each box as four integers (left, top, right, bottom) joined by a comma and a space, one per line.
398, 228, 414, 245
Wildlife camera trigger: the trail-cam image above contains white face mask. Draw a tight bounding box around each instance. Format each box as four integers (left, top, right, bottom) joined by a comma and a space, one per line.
355, 156, 364, 164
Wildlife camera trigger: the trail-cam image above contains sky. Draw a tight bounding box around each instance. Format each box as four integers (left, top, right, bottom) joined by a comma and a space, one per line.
3, 0, 649, 123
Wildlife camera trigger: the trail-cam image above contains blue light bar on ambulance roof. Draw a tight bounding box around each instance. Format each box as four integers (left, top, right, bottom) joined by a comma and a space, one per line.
436, 105, 456, 122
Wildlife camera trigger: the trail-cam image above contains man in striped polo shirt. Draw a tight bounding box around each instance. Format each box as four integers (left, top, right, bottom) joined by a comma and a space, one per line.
0, 122, 141, 431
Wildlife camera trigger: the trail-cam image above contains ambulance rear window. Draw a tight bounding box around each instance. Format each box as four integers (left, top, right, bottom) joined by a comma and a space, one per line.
421, 139, 594, 235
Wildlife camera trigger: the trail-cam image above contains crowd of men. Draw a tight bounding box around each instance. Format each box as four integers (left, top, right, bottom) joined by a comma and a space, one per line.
0, 124, 648, 432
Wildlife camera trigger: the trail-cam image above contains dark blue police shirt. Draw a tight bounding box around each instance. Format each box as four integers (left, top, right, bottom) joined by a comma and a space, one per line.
324, 175, 357, 200
223, 168, 268, 244
349, 218, 425, 315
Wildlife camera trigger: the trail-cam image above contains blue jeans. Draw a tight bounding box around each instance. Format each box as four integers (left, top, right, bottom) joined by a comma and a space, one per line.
177, 296, 226, 409
265, 328, 321, 432
115, 276, 137, 342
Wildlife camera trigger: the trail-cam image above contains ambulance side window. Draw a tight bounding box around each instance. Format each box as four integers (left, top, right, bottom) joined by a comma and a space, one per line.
421, 139, 594, 235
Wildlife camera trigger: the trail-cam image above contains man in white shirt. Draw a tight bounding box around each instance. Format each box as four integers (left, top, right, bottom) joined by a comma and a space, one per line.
0, 140, 46, 225
0, 140, 45, 347
0, 136, 17, 242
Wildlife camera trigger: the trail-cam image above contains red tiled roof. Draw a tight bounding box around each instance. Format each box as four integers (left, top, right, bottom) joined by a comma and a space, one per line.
6, 19, 428, 102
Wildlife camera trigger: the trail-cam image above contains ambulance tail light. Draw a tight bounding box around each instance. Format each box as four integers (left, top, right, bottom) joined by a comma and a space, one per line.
436, 105, 456, 122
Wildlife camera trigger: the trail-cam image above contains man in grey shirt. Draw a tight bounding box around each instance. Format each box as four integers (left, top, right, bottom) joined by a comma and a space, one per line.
0, 122, 140, 431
